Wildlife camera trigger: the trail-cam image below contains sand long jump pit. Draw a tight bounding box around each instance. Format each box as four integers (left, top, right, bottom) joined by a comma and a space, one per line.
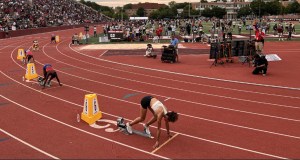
78, 43, 209, 56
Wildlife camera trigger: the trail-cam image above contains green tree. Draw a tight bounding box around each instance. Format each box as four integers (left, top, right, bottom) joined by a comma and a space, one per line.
285, 1, 300, 14
201, 0, 208, 3
175, 2, 189, 9
201, 7, 212, 18
123, 3, 132, 9
211, 6, 226, 19
149, 10, 160, 19
237, 6, 251, 18
265, 0, 281, 15
136, 7, 145, 17
79, 0, 114, 18
169, 1, 176, 8
250, 0, 266, 17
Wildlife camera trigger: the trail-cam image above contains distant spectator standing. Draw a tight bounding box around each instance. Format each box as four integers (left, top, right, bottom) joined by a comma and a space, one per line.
170, 36, 179, 62
287, 23, 292, 41
277, 23, 284, 41
253, 20, 265, 55
273, 23, 277, 36
94, 25, 97, 37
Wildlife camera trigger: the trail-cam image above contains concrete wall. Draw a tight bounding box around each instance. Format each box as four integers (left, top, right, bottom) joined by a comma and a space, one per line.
0, 24, 102, 39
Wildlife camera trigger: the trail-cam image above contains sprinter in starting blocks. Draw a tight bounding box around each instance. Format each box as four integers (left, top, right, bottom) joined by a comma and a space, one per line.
37, 76, 51, 87
117, 117, 153, 138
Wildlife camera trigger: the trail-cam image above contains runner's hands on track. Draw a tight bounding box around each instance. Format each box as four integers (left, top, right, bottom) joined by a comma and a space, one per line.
153, 133, 172, 148
153, 141, 159, 148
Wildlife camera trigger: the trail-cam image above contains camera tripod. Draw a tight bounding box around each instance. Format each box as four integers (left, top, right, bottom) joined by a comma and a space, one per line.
242, 40, 255, 67
210, 41, 224, 68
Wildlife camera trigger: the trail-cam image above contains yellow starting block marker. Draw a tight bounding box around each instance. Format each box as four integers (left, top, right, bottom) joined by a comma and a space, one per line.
25, 63, 38, 80
17, 48, 25, 60
81, 94, 102, 125
55, 35, 60, 43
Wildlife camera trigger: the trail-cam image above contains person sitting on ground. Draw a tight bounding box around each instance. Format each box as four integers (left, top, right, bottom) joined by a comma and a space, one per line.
25, 49, 34, 64
170, 35, 179, 62
252, 54, 268, 76
42, 64, 62, 88
126, 96, 178, 148
145, 44, 155, 57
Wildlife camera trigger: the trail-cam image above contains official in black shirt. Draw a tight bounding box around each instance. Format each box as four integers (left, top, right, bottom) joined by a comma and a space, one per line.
252, 54, 268, 76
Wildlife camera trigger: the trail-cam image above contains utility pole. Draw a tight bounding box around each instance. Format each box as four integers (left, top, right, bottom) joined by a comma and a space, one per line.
199, 0, 201, 17
121, 7, 123, 22
189, 2, 190, 18
259, 0, 261, 21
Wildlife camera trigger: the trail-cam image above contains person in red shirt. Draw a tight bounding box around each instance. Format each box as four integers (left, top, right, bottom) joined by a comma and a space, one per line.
253, 20, 265, 55
42, 64, 62, 88
25, 49, 34, 64
156, 25, 163, 42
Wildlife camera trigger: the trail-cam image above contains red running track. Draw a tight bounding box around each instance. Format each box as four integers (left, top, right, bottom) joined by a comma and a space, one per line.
0, 27, 299, 159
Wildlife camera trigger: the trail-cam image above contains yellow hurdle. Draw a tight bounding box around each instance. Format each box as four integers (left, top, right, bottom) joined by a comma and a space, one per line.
17, 48, 25, 60
81, 94, 102, 125
55, 35, 60, 43
25, 63, 38, 80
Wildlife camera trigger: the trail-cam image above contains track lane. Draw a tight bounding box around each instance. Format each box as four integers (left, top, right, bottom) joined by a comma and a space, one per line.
1, 27, 298, 159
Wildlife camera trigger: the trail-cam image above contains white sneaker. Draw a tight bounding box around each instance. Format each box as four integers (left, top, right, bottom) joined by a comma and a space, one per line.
144, 124, 151, 135
126, 123, 133, 134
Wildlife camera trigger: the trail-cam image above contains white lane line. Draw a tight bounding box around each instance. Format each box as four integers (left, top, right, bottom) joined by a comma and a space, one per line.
38, 43, 300, 122
69, 43, 300, 91
164, 97, 171, 101
56, 42, 300, 100
99, 50, 108, 57
12, 42, 300, 139
0, 95, 168, 159
0, 89, 290, 160
36, 56, 300, 122
5, 41, 169, 159
0, 68, 293, 159
0, 128, 59, 159
4, 41, 295, 159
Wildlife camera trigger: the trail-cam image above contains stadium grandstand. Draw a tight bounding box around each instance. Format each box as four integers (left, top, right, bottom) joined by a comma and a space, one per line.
0, 0, 111, 31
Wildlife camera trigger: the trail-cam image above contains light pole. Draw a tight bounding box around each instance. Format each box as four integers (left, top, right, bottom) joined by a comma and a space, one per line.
259, 0, 261, 21
199, 0, 201, 17
121, 7, 123, 22
189, 2, 191, 18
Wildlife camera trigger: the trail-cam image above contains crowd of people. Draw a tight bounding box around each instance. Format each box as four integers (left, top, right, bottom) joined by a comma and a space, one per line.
0, 0, 106, 31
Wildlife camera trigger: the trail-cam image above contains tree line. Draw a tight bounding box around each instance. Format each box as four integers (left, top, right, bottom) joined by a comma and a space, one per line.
79, 0, 300, 20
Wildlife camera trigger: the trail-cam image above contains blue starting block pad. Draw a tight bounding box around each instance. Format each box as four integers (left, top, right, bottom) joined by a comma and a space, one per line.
117, 117, 153, 139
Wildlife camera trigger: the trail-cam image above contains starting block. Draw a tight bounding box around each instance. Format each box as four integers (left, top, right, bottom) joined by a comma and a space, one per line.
37, 77, 51, 87
117, 118, 153, 138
